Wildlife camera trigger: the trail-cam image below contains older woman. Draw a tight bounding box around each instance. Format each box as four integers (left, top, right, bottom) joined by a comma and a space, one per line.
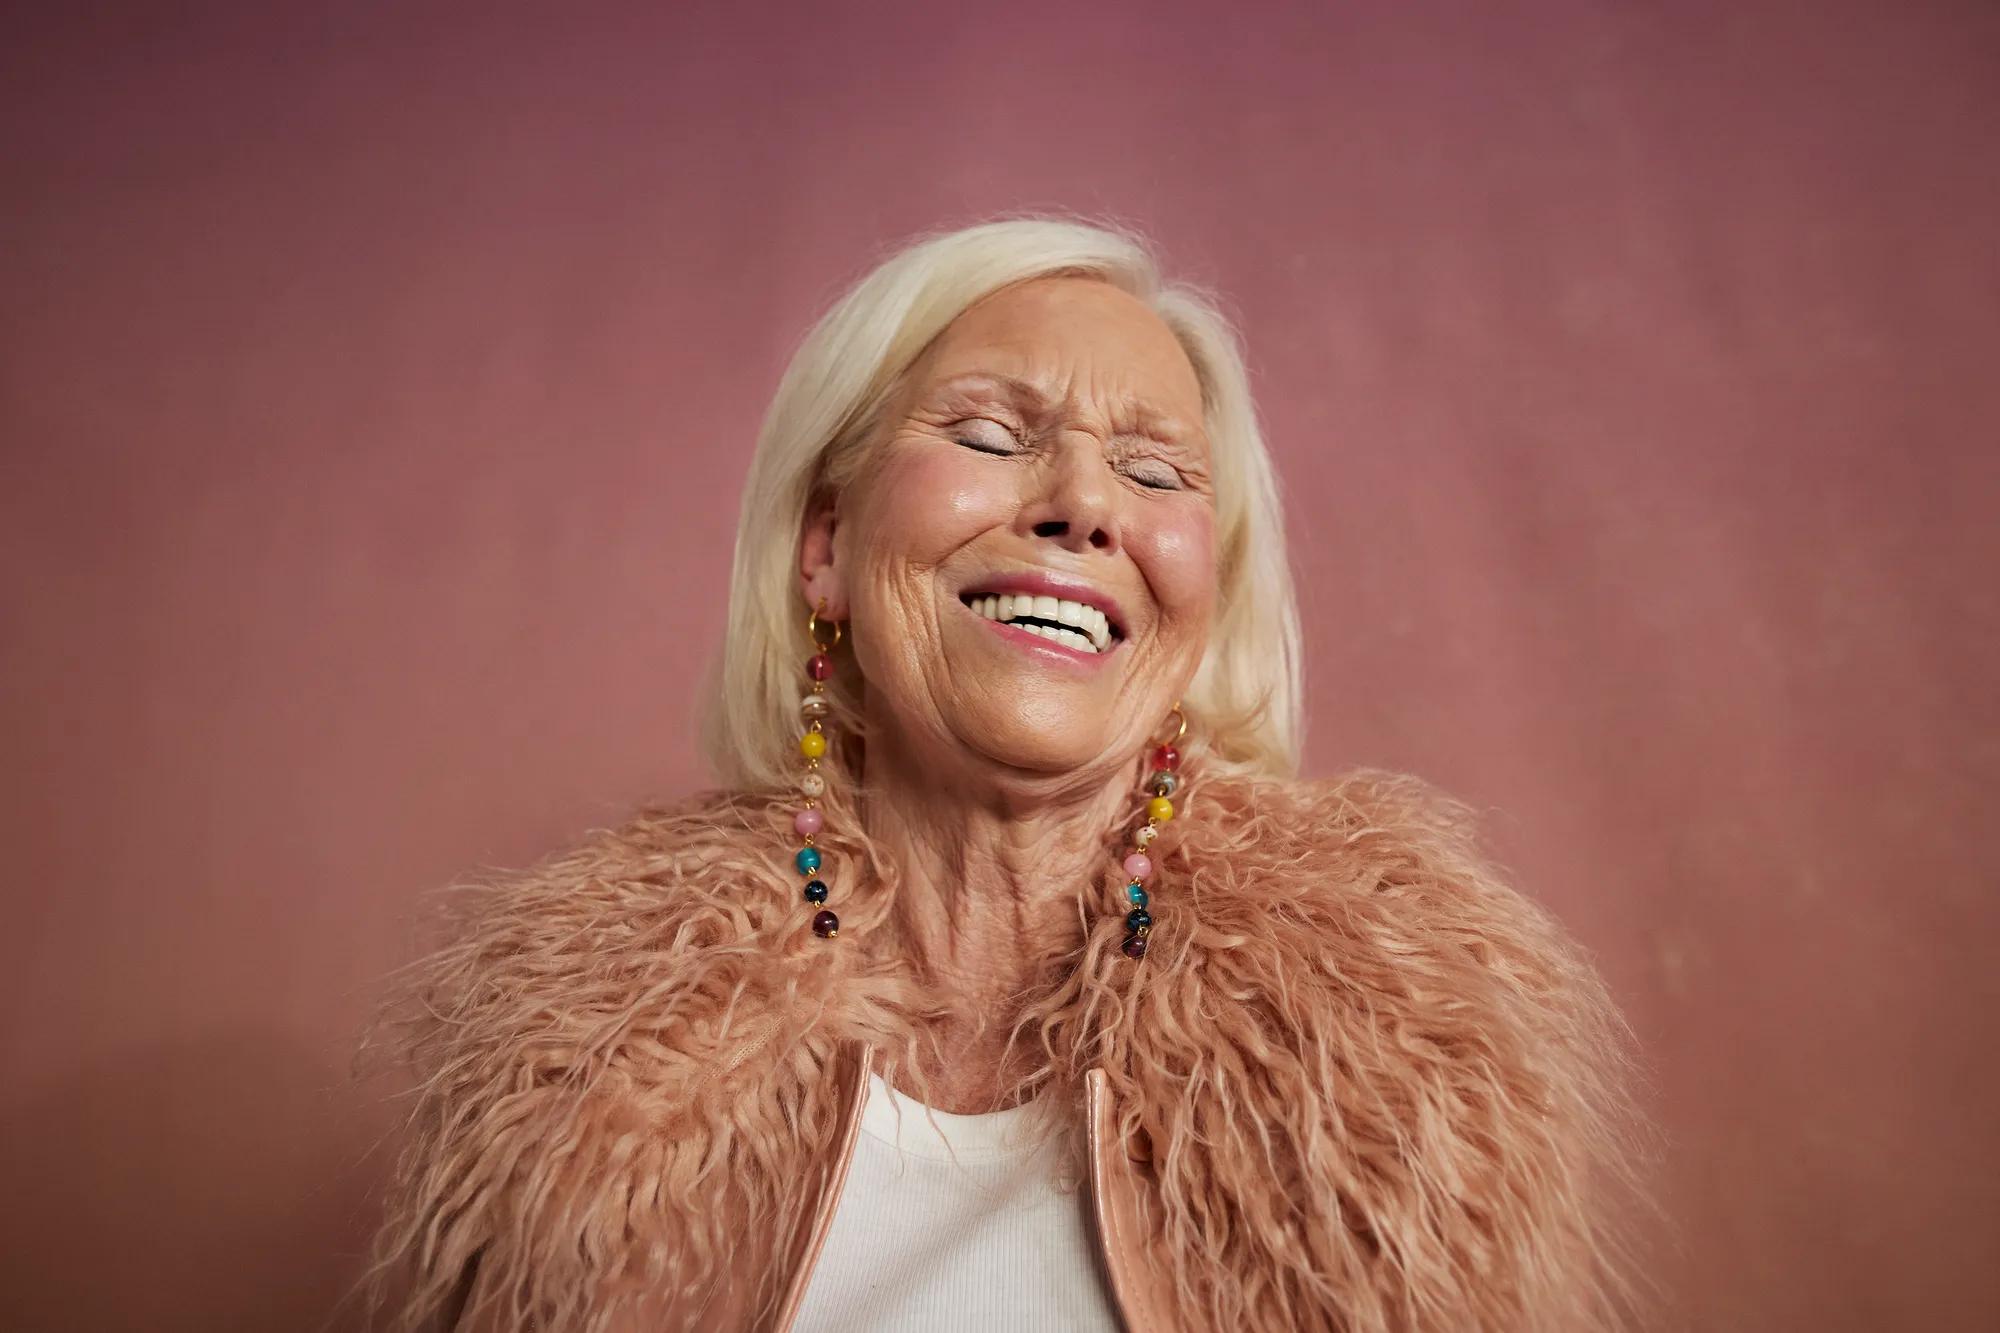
365, 216, 1644, 1332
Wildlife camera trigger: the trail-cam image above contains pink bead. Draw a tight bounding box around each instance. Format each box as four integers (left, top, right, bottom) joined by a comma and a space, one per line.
1123, 853, 1152, 880
794, 808, 824, 836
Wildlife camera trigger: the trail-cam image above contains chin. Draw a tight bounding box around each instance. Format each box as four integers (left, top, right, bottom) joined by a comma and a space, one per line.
949, 701, 1117, 779
985, 742, 1106, 778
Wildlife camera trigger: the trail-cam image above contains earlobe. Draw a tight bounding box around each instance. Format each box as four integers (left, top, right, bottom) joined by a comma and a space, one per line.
802, 570, 846, 622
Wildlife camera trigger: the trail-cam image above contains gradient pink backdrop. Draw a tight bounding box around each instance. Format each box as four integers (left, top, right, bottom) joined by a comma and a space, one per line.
3, 2, 1995, 1329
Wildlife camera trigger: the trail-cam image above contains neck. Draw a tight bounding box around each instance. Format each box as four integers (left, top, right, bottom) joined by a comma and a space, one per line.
857, 734, 1136, 1111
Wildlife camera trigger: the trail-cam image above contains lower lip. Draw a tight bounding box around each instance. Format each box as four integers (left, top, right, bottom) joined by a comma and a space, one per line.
964, 605, 1116, 669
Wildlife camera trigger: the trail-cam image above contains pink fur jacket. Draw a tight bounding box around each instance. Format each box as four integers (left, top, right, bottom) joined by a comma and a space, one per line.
365, 761, 1644, 1332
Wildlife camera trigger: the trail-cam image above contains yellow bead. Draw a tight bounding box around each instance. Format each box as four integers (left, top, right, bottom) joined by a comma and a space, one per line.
1147, 795, 1174, 823
799, 731, 827, 759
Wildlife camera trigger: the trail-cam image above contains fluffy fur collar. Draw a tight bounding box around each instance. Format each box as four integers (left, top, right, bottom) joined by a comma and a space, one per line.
362, 763, 1645, 1331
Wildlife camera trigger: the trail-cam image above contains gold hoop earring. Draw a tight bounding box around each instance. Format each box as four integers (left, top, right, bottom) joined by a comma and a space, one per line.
806, 602, 842, 653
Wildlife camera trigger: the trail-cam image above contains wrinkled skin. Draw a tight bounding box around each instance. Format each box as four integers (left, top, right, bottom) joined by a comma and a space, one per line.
797, 275, 1218, 1109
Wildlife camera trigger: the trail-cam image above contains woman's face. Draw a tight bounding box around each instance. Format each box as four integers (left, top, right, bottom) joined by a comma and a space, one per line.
807, 276, 1217, 784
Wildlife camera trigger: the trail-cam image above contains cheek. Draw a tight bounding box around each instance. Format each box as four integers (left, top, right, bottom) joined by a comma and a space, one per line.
1130, 505, 1218, 623
849, 445, 1016, 571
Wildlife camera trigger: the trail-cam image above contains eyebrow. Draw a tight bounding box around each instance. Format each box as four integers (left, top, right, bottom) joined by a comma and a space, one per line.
928, 371, 1201, 447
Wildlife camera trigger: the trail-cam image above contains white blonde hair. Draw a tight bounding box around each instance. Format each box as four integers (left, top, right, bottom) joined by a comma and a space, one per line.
699, 213, 1302, 789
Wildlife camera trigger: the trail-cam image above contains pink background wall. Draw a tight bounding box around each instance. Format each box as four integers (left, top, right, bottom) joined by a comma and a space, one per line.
3, 2, 1994, 1328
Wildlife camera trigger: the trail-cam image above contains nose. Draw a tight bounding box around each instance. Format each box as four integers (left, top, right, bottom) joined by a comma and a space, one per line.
1017, 435, 1122, 556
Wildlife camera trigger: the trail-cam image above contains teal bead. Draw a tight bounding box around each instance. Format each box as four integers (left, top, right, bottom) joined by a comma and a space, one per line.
1126, 882, 1148, 906
795, 847, 822, 875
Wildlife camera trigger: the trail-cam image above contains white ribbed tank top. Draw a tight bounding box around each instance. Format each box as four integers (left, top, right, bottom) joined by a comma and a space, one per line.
789, 1071, 1122, 1331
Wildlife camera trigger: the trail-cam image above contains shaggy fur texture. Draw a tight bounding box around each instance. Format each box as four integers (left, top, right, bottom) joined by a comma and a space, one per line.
360, 759, 1649, 1332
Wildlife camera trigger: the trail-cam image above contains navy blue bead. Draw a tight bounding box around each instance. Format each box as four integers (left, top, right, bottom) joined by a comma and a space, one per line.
1126, 908, 1152, 931
804, 879, 829, 903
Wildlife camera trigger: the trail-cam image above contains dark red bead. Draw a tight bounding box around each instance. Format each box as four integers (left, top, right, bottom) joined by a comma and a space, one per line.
1151, 743, 1181, 771
807, 654, 833, 681
1121, 933, 1148, 959
811, 909, 839, 938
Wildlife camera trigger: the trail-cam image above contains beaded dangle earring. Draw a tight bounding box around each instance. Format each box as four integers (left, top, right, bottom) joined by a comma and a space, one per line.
1116, 702, 1185, 960
794, 601, 841, 939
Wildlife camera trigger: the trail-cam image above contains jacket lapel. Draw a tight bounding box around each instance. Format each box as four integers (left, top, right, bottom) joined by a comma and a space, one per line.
1085, 1067, 1182, 1333
769, 1040, 877, 1331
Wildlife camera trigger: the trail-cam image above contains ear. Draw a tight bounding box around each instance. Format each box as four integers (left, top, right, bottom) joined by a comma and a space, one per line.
798, 489, 847, 620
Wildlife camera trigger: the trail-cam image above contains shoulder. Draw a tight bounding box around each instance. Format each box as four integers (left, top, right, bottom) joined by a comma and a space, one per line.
1190, 762, 1581, 917
1176, 765, 1542, 924
366, 785, 817, 1126
1184, 765, 1499, 863
1175, 763, 1619, 1049
411, 786, 793, 970
1155, 765, 1646, 1324
362, 787, 816, 1329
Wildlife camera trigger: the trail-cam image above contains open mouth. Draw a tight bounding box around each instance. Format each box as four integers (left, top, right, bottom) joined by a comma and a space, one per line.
958, 590, 1123, 655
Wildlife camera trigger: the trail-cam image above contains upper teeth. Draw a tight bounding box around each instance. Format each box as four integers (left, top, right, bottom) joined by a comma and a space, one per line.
966, 593, 1112, 653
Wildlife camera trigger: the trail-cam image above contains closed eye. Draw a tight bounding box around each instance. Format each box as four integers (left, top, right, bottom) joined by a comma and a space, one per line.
950, 417, 1022, 455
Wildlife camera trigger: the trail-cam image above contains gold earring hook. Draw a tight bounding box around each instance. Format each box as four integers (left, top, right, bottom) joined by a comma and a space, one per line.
1153, 700, 1187, 746
808, 600, 842, 653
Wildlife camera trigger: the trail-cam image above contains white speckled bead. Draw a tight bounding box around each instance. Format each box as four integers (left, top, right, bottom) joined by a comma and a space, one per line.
801, 772, 826, 798
1134, 824, 1158, 848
